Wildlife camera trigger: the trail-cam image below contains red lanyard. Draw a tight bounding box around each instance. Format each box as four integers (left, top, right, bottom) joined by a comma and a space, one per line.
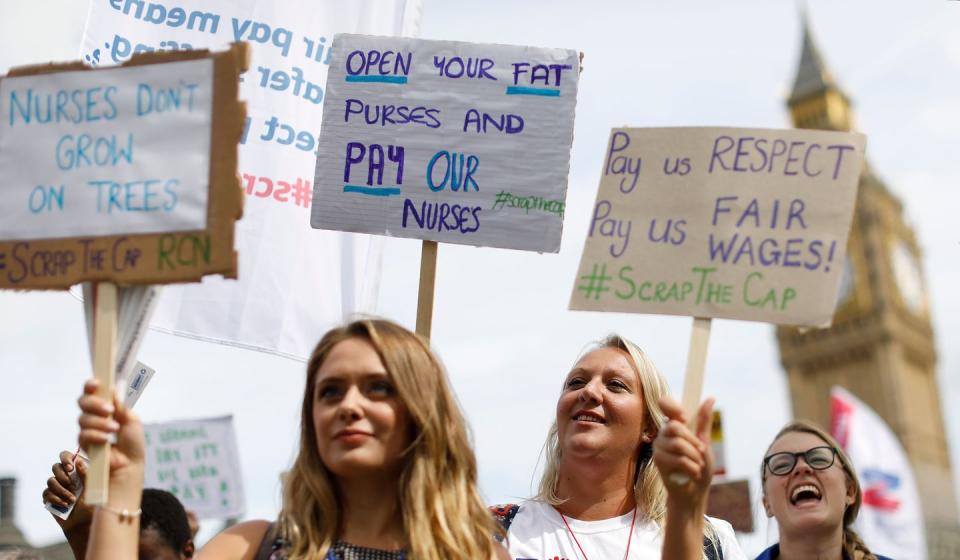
555, 507, 637, 560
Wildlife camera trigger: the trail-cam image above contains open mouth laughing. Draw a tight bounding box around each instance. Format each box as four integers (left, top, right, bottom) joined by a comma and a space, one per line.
790, 484, 823, 506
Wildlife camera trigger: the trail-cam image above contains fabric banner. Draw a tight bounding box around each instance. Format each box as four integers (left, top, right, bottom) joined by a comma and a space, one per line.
80, 0, 423, 359
143, 415, 244, 519
831, 386, 927, 560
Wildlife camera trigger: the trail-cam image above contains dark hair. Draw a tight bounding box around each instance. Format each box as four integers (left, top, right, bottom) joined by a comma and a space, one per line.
141, 488, 192, 552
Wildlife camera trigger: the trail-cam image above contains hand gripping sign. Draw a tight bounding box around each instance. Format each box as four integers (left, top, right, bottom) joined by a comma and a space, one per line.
0, 43, 248, 503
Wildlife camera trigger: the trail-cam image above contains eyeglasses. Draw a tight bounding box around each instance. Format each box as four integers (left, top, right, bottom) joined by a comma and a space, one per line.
764, 446, 838, 476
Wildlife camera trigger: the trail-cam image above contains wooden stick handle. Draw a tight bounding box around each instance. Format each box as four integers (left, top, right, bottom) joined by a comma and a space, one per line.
681, 317, 712, 417
85, 282, 118, 506
415, 241, 438, 340
667, 316, 713, 488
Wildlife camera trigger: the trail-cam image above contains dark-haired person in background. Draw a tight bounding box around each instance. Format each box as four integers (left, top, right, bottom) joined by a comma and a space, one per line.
42, 451, 194, 560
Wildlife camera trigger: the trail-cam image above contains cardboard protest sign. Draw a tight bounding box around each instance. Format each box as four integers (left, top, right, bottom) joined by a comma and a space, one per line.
570, 127, 866, 326
312, 34, 579, 252
707, 479, 753, 533
144, 415, 245, 519
0, 44, 247, 289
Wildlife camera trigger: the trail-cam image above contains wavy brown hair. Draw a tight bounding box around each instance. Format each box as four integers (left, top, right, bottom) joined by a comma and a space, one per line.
761, 420, 877, 560
279, 318, 504, 559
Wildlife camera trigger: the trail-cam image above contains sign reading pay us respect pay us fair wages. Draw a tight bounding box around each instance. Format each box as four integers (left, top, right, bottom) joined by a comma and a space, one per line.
570, 127, 866, 327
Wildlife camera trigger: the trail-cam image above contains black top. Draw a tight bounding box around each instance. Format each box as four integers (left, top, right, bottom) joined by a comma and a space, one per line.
254, 522, 407, 560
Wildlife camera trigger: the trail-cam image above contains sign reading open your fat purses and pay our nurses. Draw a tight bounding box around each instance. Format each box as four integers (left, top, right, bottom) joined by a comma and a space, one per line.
312, 34, 579, 253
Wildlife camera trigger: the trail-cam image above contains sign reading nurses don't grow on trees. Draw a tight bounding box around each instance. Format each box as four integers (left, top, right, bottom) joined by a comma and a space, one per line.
312, 33, 579, 252
570, 127, 866, 327
0, 45, 246, 290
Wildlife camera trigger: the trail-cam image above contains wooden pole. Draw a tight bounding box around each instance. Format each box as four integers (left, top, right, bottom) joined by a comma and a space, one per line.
681, 317, 712, 415
84, 282, 118, 506
668, 316, 713, 487
415, 241, 438, 340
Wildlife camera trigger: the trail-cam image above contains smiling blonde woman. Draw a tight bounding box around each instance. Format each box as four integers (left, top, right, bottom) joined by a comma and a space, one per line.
494, 334, 745, 560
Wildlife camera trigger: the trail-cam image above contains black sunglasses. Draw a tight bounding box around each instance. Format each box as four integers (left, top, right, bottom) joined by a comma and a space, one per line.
764, 446, 838, 476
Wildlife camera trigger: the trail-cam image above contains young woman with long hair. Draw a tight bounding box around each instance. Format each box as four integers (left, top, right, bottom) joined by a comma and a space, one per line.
78, 318, 509, 560
494, 334, 745, 559
757, 420, 892, 560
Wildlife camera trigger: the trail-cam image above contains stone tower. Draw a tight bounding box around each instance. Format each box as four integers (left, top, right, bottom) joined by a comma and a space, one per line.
776, 18, 960, 558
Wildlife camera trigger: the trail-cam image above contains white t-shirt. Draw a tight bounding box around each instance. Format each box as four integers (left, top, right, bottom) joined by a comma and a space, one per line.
504, 500, 746, 560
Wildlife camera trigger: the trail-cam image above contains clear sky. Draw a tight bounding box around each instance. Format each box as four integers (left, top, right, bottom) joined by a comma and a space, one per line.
1, 0, 958, 556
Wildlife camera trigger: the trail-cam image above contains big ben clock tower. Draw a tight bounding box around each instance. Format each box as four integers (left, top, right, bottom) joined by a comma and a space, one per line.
776, 19, 960, 558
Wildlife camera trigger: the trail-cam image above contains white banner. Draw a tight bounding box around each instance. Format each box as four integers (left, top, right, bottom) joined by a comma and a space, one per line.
144, 415, 244, 519
80, 0, 423, 359
312, 34, 579, 252
831, 386, 927, 560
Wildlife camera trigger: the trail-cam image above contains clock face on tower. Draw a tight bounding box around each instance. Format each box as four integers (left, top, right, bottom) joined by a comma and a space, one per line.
891, 239, 926, 314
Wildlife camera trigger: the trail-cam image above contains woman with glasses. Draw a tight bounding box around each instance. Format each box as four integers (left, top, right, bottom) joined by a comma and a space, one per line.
757, 420, 892, 560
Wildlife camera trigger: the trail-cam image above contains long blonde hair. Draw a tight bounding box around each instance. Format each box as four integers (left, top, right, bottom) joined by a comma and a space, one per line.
280, 318, 504, 559
761, 420, 877, 560
537, 334, 671, 525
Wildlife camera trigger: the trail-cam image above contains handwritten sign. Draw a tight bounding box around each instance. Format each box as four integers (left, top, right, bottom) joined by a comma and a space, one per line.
570, 127, 866, 326
143, 415, 245, 519
0, 45, 246, 289
0, 60, 212, 239
312, 34, 579, 252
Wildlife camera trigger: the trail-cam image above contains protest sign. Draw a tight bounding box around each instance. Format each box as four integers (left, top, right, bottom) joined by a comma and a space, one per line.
312, 34, 579, 253
707, 480, 753, 533
711, 409, 726, 477
144, 415, 245, 519
570, 127, 865, 327
82, 1, 422, 359
0, 45, 247, 289
0, 44, 247, 504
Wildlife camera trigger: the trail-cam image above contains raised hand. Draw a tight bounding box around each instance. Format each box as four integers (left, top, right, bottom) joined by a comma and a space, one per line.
653, 395, 715, 507
77, 379, 145, 477
43, 450, 93, 536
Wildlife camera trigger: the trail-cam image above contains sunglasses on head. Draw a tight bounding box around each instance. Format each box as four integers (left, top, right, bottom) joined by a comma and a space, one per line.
763, 446, 838, 476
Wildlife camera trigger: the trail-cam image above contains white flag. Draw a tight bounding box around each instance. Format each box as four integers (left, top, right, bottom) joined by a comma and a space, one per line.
831, 386, 927, 560
80, 1, 423, 360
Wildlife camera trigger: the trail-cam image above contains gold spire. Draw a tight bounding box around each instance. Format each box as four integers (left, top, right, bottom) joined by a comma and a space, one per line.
787, 13, 853, 131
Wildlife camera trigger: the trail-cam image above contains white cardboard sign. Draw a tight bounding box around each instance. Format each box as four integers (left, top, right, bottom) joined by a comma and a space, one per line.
0, 59, 213, 240
312, 34, 579, 252
570, 127, 866, 326
143, 415, 245, 519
